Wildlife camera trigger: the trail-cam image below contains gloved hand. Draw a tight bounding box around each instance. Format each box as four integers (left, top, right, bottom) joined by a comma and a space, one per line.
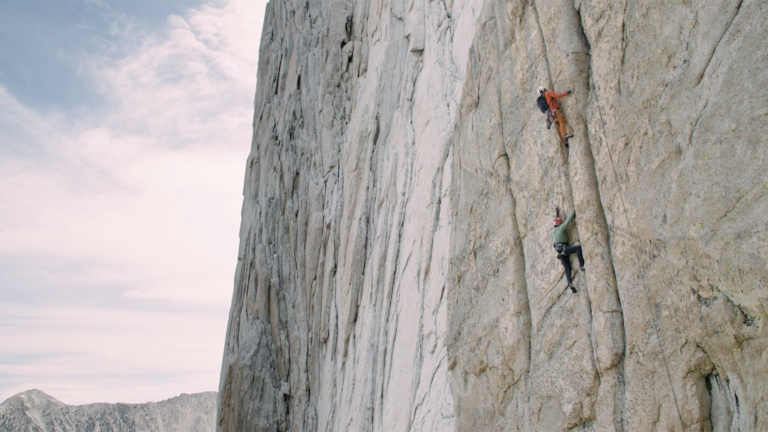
567, 89, 573, 94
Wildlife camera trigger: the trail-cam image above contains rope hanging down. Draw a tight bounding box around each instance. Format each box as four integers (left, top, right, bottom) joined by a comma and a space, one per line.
591, 84, 687, 432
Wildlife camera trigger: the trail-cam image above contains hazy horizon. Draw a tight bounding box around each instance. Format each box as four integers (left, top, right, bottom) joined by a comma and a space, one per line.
1, 387, 217, 405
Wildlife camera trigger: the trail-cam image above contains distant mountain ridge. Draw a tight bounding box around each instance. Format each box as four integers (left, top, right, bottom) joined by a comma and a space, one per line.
0, 389, 216, 432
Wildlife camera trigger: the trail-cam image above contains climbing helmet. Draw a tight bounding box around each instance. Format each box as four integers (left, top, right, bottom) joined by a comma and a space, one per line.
537, 86, 545, 95
553, 217, 563, 226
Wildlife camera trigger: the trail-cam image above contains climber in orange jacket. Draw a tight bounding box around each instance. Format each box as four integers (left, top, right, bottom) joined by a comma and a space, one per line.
537, 87, 574, 146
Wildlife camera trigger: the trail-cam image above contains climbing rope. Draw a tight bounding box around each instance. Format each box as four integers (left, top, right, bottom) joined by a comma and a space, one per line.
591, 84, 687, 432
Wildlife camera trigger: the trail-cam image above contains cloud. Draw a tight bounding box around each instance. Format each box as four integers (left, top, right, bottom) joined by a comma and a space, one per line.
1, 0, 263, 306
96, 1, 261, 144
0, 0, 266, 404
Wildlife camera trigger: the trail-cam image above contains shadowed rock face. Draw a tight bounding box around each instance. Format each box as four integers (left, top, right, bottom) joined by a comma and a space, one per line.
0, 390, 217, 432
217, 0, 768, 430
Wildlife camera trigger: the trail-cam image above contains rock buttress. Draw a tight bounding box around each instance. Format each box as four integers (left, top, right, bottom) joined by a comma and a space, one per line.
218, 0, 768, 430
448, 0, 767, 431
216, 0, 485, 430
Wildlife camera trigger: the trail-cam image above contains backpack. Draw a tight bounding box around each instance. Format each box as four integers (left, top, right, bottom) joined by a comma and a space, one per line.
536, 95, 548, 113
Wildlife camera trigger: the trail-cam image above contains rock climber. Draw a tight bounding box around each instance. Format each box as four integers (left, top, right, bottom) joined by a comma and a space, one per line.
552, 208, 584, 293
537, 86, 574, 146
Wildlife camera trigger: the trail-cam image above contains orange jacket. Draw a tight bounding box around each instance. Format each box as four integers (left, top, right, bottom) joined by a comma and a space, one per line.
544, 90, 568, 110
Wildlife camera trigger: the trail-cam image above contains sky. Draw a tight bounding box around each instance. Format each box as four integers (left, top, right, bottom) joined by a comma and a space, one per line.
0, 0, 267, 405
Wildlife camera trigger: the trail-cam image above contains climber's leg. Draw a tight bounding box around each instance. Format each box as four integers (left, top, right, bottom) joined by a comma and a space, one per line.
559, 255, 573, 285
555, 109, 567, 142
565, 245, 585, 269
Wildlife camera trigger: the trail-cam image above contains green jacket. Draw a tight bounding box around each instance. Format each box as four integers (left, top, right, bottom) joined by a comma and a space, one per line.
552, 211, 575, 244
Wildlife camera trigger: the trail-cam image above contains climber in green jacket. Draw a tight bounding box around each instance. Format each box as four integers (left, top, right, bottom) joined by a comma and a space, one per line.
552, 209, 584, 293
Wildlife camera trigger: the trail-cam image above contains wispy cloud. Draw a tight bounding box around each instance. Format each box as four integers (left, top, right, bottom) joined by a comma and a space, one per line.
0, 0, 265, 404
95, 0, 262, 145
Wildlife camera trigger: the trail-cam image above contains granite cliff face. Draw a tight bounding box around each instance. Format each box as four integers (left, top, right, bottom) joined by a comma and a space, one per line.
0, 390, 216, 432
217, 0, 767, 430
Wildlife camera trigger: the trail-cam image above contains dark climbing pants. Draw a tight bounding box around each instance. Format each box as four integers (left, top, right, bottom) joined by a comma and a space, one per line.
557, 245, 584, 285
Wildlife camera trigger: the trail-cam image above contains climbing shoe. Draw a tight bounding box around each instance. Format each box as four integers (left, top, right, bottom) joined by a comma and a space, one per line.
569, 283, 578, 293
546, 118, 552, 129
563, 133, 574, 140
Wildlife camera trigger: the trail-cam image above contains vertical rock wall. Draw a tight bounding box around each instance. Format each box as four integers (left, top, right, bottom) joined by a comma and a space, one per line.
448, 0, 767, 431
217, 0, 768, 430
217, 0, 483, 429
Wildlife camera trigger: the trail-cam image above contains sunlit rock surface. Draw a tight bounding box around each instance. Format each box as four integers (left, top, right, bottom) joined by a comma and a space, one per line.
217, 0, 767, 430
0, 390, 216, 432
